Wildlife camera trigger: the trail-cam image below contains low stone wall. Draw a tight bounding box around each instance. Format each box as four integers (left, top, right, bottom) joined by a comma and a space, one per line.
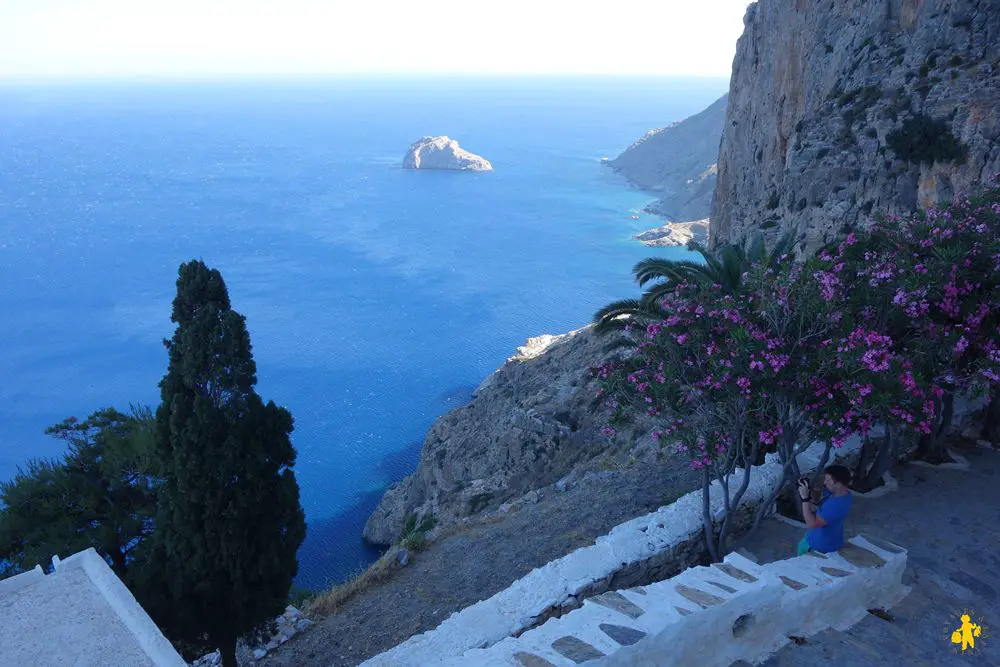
360, 437, 862, 667
600, 535, 909, 666
442, 534, 909, 666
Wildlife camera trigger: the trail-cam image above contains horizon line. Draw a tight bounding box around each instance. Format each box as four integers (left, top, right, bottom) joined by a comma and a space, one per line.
0, 71, 733, 85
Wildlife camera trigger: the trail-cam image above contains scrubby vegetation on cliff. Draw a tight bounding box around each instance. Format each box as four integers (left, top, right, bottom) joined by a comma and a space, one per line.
595, 187, 1000, 560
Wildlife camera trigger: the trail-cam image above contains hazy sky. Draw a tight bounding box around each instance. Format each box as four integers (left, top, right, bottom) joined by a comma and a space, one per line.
0, 1, 753, 79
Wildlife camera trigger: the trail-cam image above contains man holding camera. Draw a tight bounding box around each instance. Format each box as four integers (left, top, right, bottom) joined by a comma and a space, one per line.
796, 465, 854, 556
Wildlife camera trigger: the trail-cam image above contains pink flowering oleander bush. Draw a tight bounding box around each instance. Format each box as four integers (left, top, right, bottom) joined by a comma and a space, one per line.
804, 187, 1000, 459
590, 261, 842, 559
592, 186, 1000, 557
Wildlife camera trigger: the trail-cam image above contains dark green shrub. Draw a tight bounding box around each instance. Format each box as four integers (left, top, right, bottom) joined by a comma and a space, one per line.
840, 85, 882, 126
288, 585, 316, 608
398, 512, 437, 551
887, 114, 968, 165
837, 125, 855, 147
468, 492, 493, 514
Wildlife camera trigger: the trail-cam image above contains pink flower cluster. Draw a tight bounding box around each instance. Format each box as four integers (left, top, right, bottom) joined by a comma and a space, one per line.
594, 188, 1000, 473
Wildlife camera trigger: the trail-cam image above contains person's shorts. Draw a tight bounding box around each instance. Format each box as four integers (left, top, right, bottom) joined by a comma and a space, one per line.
797, 536, 811, 556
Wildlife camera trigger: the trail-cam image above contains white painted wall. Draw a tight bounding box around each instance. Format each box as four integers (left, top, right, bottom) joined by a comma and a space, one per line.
0, 548, 186, 667
597, 535, 909, 666
62, 549, 188, 667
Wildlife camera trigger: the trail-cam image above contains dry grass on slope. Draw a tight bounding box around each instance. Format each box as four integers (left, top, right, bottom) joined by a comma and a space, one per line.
306, 549, 401, 616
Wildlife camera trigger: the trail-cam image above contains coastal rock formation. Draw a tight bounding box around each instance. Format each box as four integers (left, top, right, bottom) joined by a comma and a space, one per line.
609, 95, 727, 222
633, 218, 710, 248
402, 136, 493, 171
711, 0, 1000, 253
363, 326, 661, 545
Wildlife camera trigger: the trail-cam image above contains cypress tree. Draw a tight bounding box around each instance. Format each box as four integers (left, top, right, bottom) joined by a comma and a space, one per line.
144, 260, 306, 667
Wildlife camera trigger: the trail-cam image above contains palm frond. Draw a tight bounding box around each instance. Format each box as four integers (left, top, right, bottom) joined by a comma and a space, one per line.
716, 244, 747, 292
688, 241, 724, 279
593, 299, 648, 334
632, 258, 697, 287
768, 231, 797, 268
593, 299, 642, 324
638, 283, 681, 310
746, 234, 766, 266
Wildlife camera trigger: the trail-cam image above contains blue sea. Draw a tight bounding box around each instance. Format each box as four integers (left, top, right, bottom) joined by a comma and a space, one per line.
0, 76, 726, 590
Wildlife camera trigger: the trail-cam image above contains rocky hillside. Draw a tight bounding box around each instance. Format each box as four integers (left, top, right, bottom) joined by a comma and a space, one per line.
363, 327, 660, 545
608, 94, 728, 222
711, 0, 1000, 253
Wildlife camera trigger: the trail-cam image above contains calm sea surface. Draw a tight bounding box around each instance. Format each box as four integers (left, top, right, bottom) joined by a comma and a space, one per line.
0, 76, 725, 589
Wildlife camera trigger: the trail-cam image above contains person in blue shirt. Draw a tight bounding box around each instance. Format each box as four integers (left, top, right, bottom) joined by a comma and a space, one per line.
796, 464, 853, 555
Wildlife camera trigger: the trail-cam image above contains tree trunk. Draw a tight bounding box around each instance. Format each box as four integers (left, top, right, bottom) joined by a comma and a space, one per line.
734, 437, 812, 552
717, 453, 754, 558
860, 428, 896, 491
984, 391, 1000, 443
220, 636, 238, 667
937, 390, 955, 437
854, 435, 874, 486
701, 468, 719, 563
110, 549, 127, 578
916, 389, 955, 464
811, 441, 832, 488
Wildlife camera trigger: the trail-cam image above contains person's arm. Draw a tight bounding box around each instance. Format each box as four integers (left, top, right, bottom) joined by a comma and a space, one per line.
801, 499, 827, 528
798, 480, 828, 529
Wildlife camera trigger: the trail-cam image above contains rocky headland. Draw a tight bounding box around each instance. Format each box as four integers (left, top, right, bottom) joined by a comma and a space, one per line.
402, 136, 493, 171
632, 218, 710, 247
608, 94, 727, 225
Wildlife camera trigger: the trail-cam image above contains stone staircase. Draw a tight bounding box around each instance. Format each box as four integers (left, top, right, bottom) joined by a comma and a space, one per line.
434, 534, 909, 666
426, 444, 1000, 666
744, 445, 1000, 667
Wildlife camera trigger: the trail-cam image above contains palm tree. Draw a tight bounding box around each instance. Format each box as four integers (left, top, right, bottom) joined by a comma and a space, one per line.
594, 232, 795, 333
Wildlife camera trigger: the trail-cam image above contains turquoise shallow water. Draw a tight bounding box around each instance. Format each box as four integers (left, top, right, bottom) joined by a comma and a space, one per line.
0, 76, 725, 589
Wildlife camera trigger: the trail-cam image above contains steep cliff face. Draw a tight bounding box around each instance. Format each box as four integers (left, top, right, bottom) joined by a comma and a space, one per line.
363, 326, 660, 545
711, 0, 1000, 252
609, 94, 728, 222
